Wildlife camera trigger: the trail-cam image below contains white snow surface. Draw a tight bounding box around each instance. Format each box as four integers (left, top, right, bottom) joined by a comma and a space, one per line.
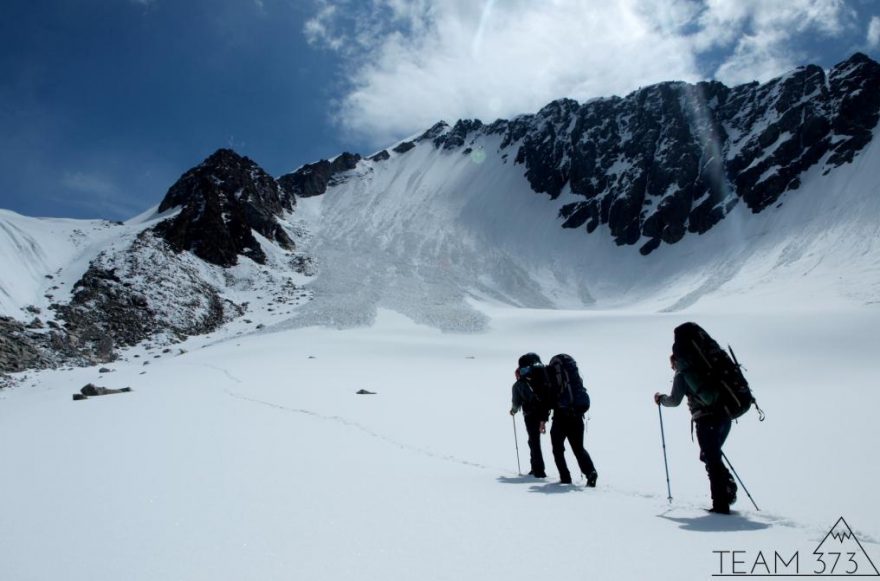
1, 306, 878, 580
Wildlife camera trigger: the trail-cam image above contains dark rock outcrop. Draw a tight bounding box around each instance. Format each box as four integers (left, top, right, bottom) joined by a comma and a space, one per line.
0, 317, 51, 373
417, 53, 880, 254
57, 231, 242, 355
155, 148, 296, 267
0, 316, 104, 376
392, 141, 415, 154
277, 152, 362, 199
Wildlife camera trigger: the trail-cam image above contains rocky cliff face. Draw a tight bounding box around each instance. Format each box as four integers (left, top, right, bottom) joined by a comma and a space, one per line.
155, 148, 297, 267
404, 53, 880, 254
277, 152, 362, 199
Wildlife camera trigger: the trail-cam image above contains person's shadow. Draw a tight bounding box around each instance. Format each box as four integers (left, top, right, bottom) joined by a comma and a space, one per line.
658, 510, 771, 532
496, 475, 581, 494
496, 475, 535, 484
527, 482, 582, 495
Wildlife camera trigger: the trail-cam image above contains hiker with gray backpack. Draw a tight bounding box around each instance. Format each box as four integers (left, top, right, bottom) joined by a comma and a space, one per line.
546, 354, 598, 487
654, 322, 764, 514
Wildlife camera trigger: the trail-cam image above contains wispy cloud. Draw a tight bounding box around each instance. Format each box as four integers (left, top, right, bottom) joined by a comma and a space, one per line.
58, 170, 144, 219
868, 16, 880, 48
61, 171, 119, 196
304, 0, 863, 145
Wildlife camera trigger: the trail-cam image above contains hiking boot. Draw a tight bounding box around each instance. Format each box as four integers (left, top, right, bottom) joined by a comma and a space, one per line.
707, 503, 730, 515
586, 471, 598, 488
559, 475, 572, 484
528, 470, 547, 478
726, 482, 738, 506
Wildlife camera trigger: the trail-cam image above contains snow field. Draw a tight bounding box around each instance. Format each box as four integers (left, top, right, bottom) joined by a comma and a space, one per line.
1, 305, 877, 580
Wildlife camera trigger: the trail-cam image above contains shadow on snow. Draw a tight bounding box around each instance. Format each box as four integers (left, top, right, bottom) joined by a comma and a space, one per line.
658, 511, 772, 532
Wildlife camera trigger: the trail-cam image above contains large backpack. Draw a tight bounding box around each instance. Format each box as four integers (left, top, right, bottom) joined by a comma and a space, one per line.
522, 363, 553, 408
547, 354, 590, 415
673, 323, 763, 421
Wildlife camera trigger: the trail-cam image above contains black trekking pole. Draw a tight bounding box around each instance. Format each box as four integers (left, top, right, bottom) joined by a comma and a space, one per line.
512, 415, 522, 475
657, 404, 673, 503
722, 452, 760, 511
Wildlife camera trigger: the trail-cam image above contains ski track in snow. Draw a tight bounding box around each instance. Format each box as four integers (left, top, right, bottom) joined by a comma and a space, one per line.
224, 389, 495, 473
187, 361, 496, 472
191, 360, 497, 472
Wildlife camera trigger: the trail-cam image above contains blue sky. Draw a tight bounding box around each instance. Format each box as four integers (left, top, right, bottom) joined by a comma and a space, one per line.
1, 0, 878, 220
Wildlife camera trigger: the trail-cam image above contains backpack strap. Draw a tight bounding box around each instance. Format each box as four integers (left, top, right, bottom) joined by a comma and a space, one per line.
729, 345, 766, 422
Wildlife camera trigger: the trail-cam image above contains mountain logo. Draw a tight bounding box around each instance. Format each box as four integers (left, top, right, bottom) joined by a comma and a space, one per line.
812, 517, 879, 576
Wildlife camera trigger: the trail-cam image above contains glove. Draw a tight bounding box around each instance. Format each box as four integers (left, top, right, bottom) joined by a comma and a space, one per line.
654, 392, 663, 405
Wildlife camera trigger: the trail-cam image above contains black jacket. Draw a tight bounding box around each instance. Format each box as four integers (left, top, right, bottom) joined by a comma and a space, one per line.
511, 378, 551, 420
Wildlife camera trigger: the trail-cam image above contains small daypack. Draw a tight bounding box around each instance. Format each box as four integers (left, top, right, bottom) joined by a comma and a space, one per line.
547, 354, 590, 415
674, 323, 764, 421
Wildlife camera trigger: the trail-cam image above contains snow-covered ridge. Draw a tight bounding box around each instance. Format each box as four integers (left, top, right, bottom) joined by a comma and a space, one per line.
330, 53, 878, 256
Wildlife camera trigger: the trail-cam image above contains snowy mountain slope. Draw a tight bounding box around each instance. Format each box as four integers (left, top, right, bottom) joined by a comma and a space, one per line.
0, 210, 124, 321
277, 119, 880, 334
1, 307, 877, 580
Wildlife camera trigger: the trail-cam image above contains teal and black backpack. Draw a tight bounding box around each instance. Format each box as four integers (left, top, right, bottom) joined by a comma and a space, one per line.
673, 322, 764, 421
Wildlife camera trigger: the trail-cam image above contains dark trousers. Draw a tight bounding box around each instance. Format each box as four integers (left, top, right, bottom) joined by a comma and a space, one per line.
695, 415, 736, 506
523, 414, 545, 475
550, 412, 595, 479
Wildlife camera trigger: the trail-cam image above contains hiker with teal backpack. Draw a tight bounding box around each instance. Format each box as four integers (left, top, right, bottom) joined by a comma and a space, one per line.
654, 322, 763, 514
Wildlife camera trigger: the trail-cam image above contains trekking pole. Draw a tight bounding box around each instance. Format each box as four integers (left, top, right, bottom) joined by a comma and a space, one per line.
722, 452, 760, 511
657, 404, 673, 503
512, 415, 522, 475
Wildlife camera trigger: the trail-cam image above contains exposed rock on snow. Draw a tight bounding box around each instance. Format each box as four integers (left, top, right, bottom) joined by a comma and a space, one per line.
155, 148, 296, 267
277, 152, 362, 199
57, 230, 243, 358
72, 383, 133, 400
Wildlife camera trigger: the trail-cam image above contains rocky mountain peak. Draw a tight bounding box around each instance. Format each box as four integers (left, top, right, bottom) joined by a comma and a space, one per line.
154, 148, 296, 267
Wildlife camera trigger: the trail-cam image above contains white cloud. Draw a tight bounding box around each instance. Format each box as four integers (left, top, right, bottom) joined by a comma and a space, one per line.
868, 16, 880, 48
305, 0, 863, 145
693, 0, 857, 85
